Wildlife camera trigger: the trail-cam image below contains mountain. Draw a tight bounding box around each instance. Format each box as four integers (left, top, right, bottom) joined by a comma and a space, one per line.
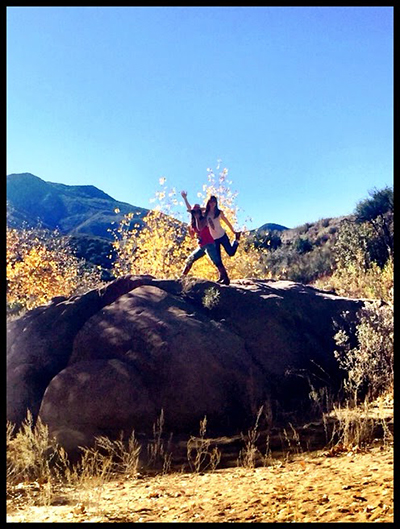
255, 222, 289, 233
6, 173, 149, 240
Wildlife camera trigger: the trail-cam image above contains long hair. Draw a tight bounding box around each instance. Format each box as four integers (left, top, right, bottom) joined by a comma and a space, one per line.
205, 195, 221, 218
190, 209, 204, 230
190, 211, 197, 230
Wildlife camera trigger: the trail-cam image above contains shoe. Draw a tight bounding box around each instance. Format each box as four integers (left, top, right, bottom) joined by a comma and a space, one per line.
217, 264, 230, 285
235, 231, 241, 241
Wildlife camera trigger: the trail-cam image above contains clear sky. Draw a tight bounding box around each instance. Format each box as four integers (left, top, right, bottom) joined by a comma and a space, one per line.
7, 6, 393, 230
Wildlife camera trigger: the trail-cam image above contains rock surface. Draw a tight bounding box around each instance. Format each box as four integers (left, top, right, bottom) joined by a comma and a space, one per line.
7, 275, 366, 452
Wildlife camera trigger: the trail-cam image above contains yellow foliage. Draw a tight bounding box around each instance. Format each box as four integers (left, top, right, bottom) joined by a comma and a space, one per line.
111, 165, 271, 282
112, 209, 195, 279
314, 255, 393, 303
6, 227, 101, 313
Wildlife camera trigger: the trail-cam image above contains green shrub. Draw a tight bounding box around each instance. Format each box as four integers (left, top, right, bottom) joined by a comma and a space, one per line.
334, 300, 393, 403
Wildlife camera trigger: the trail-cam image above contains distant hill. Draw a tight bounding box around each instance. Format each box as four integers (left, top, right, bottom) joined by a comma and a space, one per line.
6, 173, 149, 240
255, 222, 289, 233
279, 216, 350, 247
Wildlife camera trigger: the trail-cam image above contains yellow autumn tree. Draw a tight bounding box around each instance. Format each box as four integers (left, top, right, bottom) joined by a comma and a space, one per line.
111, 177, 195, 279
7, 226, 101, 314
112, 165, 271, 281
111, 208, 195, 279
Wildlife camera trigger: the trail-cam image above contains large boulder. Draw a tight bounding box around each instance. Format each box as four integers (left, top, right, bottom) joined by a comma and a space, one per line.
6, 275, 155, 426
7, 275, 366, 453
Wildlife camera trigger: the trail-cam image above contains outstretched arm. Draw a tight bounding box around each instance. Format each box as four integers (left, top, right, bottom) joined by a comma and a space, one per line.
181, 190, 192, 212
220, 211, 237, 235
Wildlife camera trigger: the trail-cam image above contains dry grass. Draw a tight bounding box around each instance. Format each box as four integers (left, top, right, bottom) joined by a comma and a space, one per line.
186, 416, 222, 473
7, 442, 393, 523
7, 392, 393, 523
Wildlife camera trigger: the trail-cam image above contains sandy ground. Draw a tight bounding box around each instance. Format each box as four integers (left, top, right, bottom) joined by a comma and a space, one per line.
7, 441, 393, 524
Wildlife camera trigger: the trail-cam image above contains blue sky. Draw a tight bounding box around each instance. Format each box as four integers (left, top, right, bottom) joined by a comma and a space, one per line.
7, 6, 393, 230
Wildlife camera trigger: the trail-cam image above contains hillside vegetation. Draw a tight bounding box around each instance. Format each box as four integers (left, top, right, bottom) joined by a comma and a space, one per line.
6, 167, 393, 312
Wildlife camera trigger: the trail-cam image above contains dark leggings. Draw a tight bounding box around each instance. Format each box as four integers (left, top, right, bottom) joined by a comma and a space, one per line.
214, 233, 239, 262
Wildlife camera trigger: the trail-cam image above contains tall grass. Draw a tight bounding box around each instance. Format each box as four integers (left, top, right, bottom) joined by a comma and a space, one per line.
6, 411, 143, 507
7, 411, 59, 486
186, 416, 221, 473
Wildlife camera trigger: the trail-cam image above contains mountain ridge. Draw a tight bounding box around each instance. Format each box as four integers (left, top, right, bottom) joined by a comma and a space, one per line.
7, 173, 290, 238
7, 173, 148, 239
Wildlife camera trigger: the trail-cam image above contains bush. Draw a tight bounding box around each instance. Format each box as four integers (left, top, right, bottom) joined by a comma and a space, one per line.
316, 214, 393, 302
314, 186, 394, 303
334, 300, 394, 403
6, 224, 100, 313
111, 208, 194, 279
247, 230, 282, 251
293, 237, 313, 255
354, 186, 393, 259
321, 255, 393, 302
6, 411, 61, 486
261, 244, 334, 284
7, 225, 102, 314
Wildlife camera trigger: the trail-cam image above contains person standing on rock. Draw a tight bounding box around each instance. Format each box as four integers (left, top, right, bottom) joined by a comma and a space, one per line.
181, 203, 230, 285
205, 194, 241, 260
181, 191, 240, 283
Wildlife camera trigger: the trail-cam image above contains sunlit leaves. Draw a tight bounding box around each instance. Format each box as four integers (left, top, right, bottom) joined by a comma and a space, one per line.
111, 164, 272, 282
6, 226, 101, 313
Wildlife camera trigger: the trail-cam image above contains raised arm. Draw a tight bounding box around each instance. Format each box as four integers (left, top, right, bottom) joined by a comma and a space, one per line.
181, 190, 192, 212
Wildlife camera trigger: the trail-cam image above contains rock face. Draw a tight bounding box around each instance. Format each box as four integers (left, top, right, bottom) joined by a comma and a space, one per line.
7, 275, 365, 453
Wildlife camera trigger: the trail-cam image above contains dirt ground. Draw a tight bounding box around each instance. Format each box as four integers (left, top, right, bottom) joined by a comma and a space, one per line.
7, 441, 393, 524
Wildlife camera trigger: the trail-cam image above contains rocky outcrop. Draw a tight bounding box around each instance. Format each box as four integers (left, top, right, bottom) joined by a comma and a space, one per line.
6, 275, 155, 427
7, 275, 366, 453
